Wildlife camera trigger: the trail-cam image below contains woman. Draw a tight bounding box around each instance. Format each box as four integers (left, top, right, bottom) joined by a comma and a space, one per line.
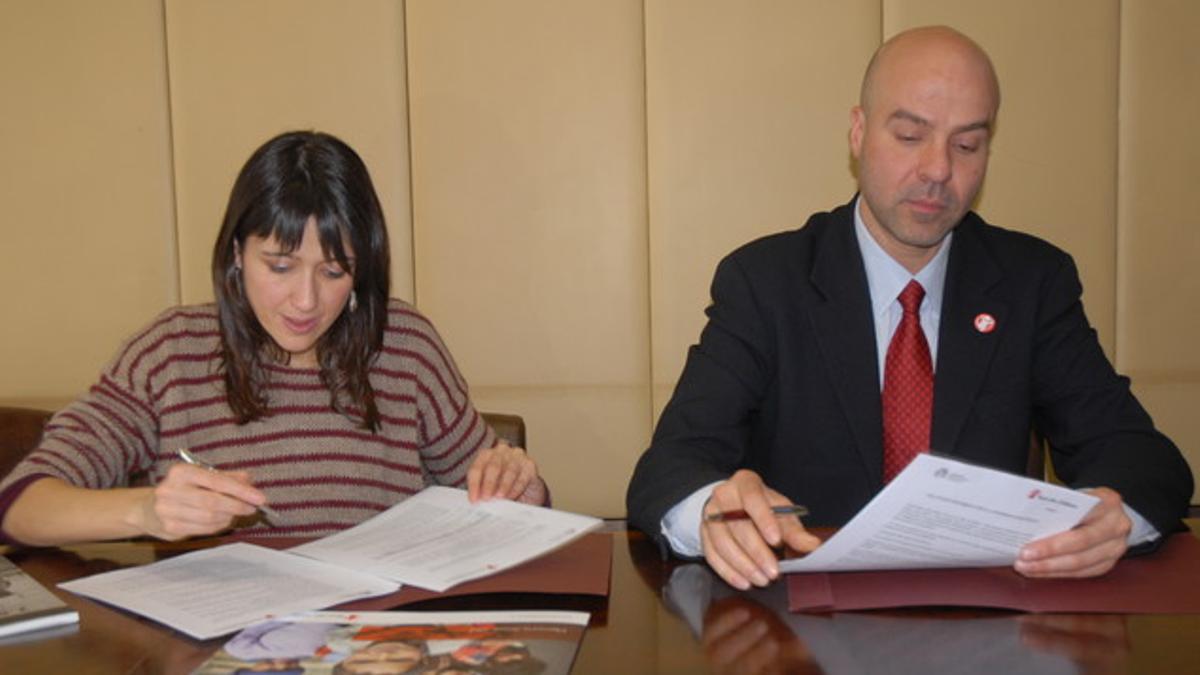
0, 131, 545, 546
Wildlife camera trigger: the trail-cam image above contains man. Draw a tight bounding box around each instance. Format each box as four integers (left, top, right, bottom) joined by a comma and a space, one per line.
625, 26, 1192, 590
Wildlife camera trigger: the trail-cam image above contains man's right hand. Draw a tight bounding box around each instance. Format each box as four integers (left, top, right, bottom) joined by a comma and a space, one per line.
700, 469, 821, 589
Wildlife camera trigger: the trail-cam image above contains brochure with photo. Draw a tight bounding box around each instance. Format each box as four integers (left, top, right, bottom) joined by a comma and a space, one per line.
191, 609, 589, 675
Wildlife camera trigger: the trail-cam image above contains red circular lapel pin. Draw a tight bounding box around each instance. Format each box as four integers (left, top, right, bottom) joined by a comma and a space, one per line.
974, 313, 996, 334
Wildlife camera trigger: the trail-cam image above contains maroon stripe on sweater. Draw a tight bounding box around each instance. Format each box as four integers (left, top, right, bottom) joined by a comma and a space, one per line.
160, 393, 227, 416
160, 405, 343, 439
373, 390, 417, 405
385, 308, 452, 372
170, 446, 424, 475
423, 397, 476, 450
384, 326, 463, 386
87, 399, 154, 463
415, 379, 452, 433
372, 368, 454, 433
109, 307, 214, 377
428, 417, 487, 478
92, 381, 158, 433
152, 373, 334, 408
58, 410, 136, 478
96, 375, 157, 425
379, 415, 418, 430
382, 328, 460, 385
267, 380, 330, 392
125, 328, 221, 390
150, 374, 223, 404
26, 453, 87, 486
245, 522, 363, 536
269, 498, 395, 512
146, 351, 221, 386
385, 346, 468, 411
256, 476, 419, 494
49, 434, 114, 487
424, 407, 478, 461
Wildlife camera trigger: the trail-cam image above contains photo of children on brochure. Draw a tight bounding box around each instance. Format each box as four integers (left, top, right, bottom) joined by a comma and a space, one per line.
192, 611, 588, 675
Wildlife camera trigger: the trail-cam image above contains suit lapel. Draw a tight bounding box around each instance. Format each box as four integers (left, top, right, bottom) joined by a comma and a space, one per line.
932, 216, 1007, 457
807, 203, 886, 484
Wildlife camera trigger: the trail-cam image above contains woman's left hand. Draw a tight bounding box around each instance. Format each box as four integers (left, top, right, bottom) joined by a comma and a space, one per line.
466, 440, 547, 505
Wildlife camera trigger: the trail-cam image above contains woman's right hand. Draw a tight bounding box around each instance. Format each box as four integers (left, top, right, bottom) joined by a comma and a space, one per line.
137, 463, 268, 540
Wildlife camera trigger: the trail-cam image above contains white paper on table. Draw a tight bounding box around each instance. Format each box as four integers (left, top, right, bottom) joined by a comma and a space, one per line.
59, 542, 398, 640
780, 454, 1100, 573
289, 486, 603, 592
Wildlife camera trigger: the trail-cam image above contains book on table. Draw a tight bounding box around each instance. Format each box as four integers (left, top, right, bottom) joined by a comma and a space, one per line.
0, 555, 79, 640
192, 610, 589, 675
59, 486, 602, 640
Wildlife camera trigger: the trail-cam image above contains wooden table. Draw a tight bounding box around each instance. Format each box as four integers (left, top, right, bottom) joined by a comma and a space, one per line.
2, 522, 1198, 674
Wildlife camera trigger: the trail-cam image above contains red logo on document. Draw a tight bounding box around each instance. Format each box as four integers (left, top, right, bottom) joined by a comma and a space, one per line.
974, 313, 996, 333
1028, 489, 1041, 499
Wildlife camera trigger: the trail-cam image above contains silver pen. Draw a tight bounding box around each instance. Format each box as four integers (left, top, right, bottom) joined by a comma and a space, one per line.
176, 448, 282, 525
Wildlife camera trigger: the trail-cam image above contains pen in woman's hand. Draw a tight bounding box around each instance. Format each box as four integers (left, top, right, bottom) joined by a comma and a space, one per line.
176, 448, 282, 524
705, 504, 809, 522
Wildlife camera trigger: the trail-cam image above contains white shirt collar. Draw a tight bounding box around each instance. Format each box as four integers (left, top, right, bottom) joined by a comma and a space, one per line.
853, 197, 951, 317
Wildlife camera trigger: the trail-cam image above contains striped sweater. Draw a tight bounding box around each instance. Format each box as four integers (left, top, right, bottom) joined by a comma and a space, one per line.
0, 300, 496, 539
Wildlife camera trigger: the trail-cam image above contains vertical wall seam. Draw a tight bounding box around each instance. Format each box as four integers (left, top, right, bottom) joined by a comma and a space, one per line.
401, 0, 419, 305
640, 0, 655, 432
160, 0, 182, 306
1113, 0, 1124, 368
877, 0, 885, 45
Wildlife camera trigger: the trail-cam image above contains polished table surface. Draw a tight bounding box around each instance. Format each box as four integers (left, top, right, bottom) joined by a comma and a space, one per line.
2, 521, 1198, 674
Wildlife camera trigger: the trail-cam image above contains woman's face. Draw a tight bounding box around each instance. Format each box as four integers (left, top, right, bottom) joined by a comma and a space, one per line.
238, 217, 355, 368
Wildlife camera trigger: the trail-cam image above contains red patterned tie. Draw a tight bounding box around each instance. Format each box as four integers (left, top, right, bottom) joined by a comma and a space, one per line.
882, 280, 933, 483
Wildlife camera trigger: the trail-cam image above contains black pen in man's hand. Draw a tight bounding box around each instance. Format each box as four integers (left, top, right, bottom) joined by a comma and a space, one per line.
705, 504, 809, 522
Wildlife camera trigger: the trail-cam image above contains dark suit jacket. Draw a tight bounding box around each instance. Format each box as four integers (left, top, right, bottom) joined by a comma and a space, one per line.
626, 200, 1192, 542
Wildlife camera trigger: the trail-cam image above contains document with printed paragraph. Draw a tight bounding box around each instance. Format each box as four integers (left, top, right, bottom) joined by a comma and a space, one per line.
289, 486, 602, 592
780, 454, 1099, 573
60, 487, 601, 640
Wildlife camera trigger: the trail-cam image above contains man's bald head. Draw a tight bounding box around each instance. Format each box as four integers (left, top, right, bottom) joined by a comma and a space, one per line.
848, 26, 1000, 273
859, 26, 1000, 119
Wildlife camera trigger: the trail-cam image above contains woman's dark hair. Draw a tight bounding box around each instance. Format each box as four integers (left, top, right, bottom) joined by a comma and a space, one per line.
212, 130, 390, 431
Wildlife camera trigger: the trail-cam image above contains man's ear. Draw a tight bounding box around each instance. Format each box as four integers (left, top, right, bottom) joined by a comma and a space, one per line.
849, 105, 866, 160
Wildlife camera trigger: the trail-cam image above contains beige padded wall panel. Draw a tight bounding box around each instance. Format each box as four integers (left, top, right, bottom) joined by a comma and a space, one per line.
1118, 1, 1200, 501
406, 0, 649, 516
0, 0, 176, 405
646, 1, 879, 417
165, 0, 414, 303
886, 0, 1120, 354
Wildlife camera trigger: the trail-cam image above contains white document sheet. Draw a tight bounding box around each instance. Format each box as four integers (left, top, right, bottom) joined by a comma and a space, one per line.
289, 486, 603, 592
59, 542, 398, 640
780, 454, 1100, 573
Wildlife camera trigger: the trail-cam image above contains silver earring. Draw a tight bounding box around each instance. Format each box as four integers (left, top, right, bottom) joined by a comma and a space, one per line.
348, 291, 358, 312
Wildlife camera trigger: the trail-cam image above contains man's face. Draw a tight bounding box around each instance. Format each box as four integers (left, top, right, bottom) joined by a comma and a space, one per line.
849, 38, 997, 272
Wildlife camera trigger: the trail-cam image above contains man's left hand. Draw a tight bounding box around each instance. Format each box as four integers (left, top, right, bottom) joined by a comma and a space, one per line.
1015, 487, 1131, 578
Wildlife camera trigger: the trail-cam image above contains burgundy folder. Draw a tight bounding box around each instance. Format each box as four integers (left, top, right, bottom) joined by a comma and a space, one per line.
788, 532, 1200, 613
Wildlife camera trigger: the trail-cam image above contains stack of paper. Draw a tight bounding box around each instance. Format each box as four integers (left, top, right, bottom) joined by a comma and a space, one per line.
60, 487, 601, 639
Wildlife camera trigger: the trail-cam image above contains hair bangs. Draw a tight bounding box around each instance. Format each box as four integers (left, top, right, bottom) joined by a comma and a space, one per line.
239, 186, 354, 273
311, 212, 356, 274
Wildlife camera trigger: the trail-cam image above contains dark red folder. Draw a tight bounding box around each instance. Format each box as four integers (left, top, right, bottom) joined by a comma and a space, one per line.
788, 532, 1200, 613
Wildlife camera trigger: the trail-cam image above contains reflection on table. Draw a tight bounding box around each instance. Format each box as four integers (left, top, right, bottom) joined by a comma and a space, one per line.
664, 563, 1131, 675
1, 522, 1197, 674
